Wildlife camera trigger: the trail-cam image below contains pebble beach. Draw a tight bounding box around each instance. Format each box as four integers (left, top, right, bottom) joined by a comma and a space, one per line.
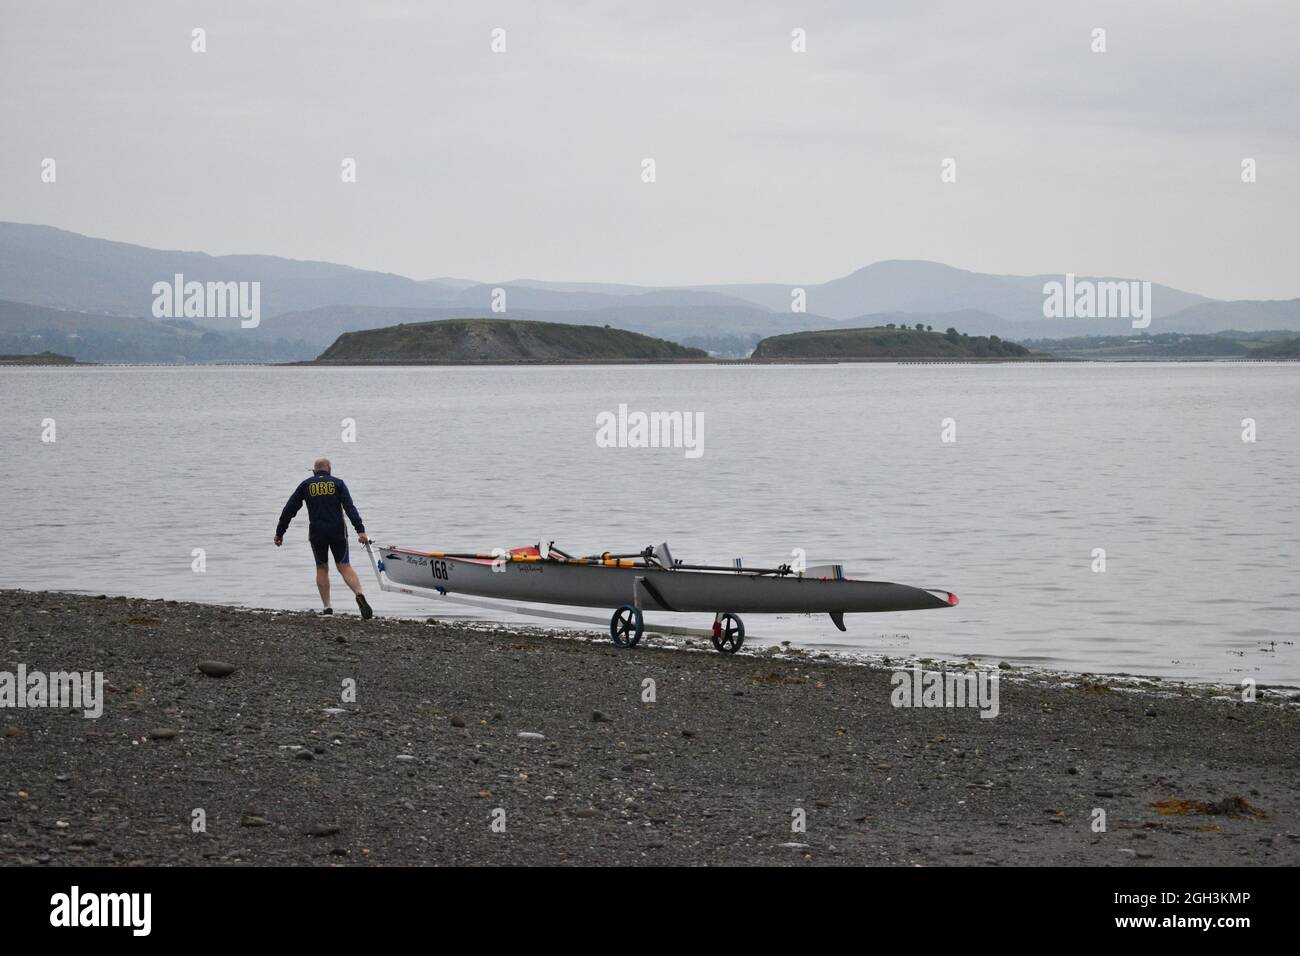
1, 589, 1296, 866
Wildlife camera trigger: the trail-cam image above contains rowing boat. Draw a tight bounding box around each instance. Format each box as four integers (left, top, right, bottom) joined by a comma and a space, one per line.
366, 540, 956, 653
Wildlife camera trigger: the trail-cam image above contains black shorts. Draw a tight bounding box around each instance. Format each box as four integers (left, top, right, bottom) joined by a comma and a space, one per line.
310, 534, 350, 567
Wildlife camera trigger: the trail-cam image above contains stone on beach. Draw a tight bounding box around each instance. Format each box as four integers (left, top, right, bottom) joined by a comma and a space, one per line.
196, 660, 237, 677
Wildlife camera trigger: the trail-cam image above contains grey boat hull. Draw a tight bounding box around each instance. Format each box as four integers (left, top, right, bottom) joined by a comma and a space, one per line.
379, 546, 954, 615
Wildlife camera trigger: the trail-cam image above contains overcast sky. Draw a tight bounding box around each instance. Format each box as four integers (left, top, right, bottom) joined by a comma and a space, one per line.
2, 0, 1297, 299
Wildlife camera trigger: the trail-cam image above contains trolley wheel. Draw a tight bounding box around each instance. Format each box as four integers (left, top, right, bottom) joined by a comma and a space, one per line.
711, 612, 745, 653
610, 605, 644, 647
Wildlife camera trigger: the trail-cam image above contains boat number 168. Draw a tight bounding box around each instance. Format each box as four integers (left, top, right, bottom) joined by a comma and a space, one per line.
431, 560, 450, 580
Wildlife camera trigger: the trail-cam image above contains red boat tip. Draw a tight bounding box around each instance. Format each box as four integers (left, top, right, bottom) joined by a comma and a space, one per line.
947, 592, 959, 606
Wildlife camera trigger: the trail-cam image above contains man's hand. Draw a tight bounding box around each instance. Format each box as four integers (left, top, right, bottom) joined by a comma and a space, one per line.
357, 532, 369, 545
274, 536, 283, 547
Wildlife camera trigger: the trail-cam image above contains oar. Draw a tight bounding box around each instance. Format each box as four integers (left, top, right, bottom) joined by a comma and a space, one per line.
384, 544, 796, 576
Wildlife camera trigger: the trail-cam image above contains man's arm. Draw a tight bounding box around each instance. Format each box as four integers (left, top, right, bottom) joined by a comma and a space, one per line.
337, 479, 367, 542
274, 483, 305, 543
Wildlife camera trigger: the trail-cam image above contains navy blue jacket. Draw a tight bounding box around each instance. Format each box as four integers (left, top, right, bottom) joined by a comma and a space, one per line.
277, 471, 365, 539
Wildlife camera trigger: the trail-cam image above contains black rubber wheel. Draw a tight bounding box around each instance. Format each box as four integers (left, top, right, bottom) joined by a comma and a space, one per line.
711, 612, 745, 653
610, 605, 643, 647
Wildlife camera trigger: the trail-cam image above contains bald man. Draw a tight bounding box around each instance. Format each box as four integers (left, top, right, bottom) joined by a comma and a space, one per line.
275, 457, 373, 619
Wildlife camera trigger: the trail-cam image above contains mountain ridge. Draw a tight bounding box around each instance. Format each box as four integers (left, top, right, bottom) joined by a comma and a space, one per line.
0, 221, 1221, 320
3, 222, 1299, 364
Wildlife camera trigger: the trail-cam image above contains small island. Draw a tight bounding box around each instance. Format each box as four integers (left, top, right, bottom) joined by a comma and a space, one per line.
750, 325, 1034, 361
310, 318, 708, 364
0, 351, 85, 366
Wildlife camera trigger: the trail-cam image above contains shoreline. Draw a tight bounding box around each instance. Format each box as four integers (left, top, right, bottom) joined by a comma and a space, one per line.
5, 356, 1298, 368
296, 355, 1072, 366
17, 584, 1298, 694
2, 588, 1296, 866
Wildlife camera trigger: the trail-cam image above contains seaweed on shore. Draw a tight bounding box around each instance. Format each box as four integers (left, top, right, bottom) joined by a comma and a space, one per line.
1150, 796, 1267, 818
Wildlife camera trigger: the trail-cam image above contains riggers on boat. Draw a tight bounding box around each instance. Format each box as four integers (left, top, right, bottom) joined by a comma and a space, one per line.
365, 540, 957, 653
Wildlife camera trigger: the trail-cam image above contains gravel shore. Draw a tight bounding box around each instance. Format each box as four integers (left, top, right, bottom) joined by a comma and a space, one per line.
1, 589, 1296, 866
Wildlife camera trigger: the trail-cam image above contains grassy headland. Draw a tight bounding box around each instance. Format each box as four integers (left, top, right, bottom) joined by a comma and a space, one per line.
0, 351, 83, 365
312, 318, 707, 364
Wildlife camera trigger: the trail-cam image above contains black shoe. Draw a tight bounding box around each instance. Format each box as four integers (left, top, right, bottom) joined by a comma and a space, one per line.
321, 607, 333, 615
356, 594, 373, 620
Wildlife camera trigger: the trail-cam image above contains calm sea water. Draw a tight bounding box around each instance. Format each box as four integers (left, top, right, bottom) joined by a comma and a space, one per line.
2, 363, 1296, 685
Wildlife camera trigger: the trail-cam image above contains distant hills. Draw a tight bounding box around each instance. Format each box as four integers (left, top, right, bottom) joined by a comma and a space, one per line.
0, 298, 311, 363
700, 261, 1212, 323
313, 318, 706, 363
1251, 336, 1300, 359
485, 262, 1213, 323
1132, 298, 1300, 333
1022, 330, 1294, 360
1, 221, 1298, 363
0, 221, 457, 317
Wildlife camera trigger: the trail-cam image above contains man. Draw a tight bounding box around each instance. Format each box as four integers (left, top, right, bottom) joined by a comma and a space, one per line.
275, 457, 373, 619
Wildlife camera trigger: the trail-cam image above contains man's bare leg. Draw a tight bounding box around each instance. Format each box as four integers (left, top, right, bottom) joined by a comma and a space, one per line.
316, 565, 331, 609
337, 562, 363, 595
337, 562, 373, 619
